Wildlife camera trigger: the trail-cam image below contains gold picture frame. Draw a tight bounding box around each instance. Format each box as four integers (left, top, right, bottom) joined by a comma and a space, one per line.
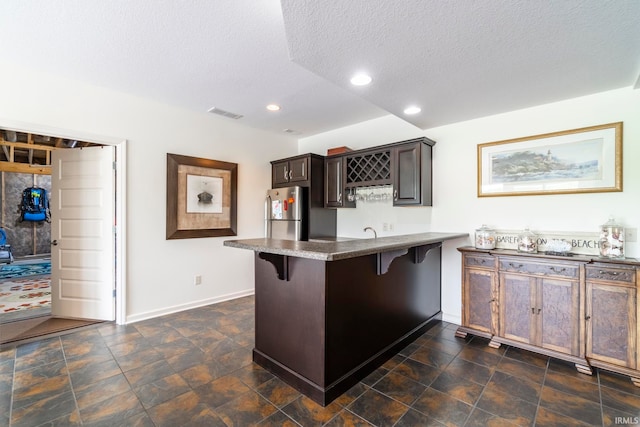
477, 122, 622, 197
166, 153, 237, 239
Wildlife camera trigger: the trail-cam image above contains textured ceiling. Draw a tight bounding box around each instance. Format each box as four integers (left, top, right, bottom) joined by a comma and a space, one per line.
1, 1, 639, 137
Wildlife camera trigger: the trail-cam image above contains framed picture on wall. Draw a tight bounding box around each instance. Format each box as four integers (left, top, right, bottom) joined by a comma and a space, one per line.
477, 122, 622, 197
166, 153, 237, 239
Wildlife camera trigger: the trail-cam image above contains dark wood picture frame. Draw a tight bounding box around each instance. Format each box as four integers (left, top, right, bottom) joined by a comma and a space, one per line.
166, 153, 237, 239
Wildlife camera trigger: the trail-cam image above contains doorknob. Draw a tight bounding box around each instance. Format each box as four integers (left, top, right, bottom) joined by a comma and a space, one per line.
51, 240, 58, 246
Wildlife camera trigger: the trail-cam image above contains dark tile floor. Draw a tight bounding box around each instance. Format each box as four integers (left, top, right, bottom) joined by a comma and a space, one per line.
1, 295, 640, 426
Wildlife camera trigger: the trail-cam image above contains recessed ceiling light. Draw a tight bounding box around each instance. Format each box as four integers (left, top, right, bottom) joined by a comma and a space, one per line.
350, 73, 372, 86
403, 106, 422, 115
266, 104, 281, 111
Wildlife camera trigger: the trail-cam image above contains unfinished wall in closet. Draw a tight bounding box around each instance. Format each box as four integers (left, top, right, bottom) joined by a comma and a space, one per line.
0, 172, 51, 257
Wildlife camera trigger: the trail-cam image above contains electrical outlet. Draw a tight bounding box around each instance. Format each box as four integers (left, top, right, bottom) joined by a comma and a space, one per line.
194, 275, 202, 285
627, 228, 638, 243
389, 223, 395, 231
382, 222, 389, 231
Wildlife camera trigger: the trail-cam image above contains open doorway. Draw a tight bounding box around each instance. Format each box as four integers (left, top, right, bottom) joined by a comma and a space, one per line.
0, 125, 126, 345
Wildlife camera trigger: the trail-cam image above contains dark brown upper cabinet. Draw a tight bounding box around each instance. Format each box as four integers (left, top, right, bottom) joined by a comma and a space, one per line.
272, 155, 309, 187
325, 156, 355, 208
391, 139, 434, 206
271, 154, 327, 209
323, 137, 435, 208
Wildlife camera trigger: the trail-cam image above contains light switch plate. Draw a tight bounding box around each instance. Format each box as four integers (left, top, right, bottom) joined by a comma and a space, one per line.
626, 228, 637, 243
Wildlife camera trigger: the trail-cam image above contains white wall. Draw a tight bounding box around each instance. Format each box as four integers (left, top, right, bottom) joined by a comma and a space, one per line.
299, 87, 640, 324
0, 63, 298, 323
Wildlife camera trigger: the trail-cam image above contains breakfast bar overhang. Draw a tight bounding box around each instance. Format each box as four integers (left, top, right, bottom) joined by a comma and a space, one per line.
224, 232, 467, 406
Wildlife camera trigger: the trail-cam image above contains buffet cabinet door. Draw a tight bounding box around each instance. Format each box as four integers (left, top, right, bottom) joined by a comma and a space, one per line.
499, 273, 536, 345
585, 264, 637, 369
463, 268, 497, 335
499, 272, 580, 356
537, 277, 581, 356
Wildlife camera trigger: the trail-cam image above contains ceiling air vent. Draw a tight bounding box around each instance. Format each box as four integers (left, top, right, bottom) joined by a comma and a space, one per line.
207, 107, 243, 120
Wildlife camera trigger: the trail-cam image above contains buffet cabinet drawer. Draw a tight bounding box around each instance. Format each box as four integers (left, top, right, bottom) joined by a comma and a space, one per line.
464, 253, 494, 269
586, 265, 635, 284
499, 258, 579, 279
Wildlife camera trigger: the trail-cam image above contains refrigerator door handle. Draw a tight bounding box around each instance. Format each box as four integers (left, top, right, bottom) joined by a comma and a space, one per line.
265, 194, 272, 238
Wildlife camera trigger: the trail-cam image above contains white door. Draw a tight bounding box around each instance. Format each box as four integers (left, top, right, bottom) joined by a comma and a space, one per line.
50, 146, 115, 320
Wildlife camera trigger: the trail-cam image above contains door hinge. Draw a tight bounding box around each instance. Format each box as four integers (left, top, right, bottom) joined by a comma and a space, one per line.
112, 289, 116, 298
112, 161, 117, 170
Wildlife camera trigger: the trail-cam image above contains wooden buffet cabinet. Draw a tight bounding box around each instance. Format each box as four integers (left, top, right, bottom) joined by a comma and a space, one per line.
457, 247, 640, 385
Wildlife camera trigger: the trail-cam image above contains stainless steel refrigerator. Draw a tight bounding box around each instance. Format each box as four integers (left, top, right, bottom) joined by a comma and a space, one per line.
265, 186, 305, 240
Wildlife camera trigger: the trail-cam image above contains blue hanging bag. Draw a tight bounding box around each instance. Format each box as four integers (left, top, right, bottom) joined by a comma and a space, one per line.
20, 187, 51, 222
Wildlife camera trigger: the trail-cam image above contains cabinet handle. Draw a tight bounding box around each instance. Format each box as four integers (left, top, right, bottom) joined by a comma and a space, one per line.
531, 307, 535, 314
393, 190, 398, 201
585, 315, 591, 321
289, 170, 293, 179
302, 162, 305, 177
509, 263, 524, 269
488, 299, 496, 303
598, 270, 619, 276
550, 267, 566, 273
284, 167, 288, 180
338, 192, 342, 203
537, 308, 541, 314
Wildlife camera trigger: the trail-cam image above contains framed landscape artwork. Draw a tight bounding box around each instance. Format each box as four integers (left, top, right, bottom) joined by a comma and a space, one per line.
166, 153, 237, 239
477, 122, 622, 197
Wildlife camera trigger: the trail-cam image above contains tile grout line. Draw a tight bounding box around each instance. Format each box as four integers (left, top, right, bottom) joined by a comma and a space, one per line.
530, 352, 550, 427
9, 347, 16, 427
102, 326, 141, 424
597, 368, 604, 427
58, 335, 82, 426
459, 337, 508, 427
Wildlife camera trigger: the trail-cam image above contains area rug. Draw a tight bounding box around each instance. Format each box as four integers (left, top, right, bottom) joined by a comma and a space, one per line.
0, 261, 51, 279
0, 276, 51, 315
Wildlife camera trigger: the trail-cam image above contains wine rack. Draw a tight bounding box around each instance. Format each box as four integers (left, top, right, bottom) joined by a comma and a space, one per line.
345, 150, 391, 187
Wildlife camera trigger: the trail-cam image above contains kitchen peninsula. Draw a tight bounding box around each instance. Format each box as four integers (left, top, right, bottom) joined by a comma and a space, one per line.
224, 232, 467, 405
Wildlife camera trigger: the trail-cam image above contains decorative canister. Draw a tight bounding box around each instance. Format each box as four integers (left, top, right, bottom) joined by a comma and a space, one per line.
475, 224, 496, 249
517, 228, 538, 253
599, 217, 625, 258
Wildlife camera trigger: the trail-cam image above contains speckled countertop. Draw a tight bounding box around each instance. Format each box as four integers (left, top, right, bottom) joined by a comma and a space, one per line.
223, 232, 468, 261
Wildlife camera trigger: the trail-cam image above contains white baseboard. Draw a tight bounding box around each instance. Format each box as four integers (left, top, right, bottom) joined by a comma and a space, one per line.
442, 313, 461, 325
125, 289, 254, 324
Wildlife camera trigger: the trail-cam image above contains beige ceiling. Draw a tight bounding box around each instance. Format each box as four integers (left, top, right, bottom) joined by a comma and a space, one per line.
1, 1, 638, 137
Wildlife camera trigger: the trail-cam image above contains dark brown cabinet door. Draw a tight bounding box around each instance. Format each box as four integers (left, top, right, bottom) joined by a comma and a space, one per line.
324, 157, 342, 207
586, 281, 636, 368
272, 160, 290, 187
288, 157, 308, 183
392, 143, 421, 206
463, 268, 497, 334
